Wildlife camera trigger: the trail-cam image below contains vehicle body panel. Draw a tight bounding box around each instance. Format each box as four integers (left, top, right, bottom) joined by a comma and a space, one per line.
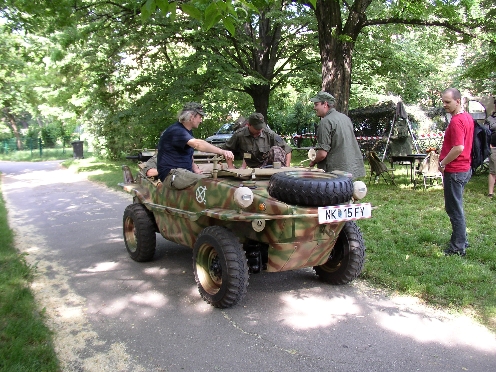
121, 161, 353, 273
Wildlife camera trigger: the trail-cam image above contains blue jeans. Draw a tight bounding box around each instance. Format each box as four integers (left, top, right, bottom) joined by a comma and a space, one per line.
443, 170, 472, 252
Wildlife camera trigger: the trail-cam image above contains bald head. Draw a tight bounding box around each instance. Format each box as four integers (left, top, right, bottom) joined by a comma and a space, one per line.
442, 88, 461, 101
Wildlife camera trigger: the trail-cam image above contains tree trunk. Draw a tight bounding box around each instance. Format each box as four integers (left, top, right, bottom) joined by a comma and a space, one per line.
314, 0, 370, 114
245, 84, 270, 119
3, 110, 23, 150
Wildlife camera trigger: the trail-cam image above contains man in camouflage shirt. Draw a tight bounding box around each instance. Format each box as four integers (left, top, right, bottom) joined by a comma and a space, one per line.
223, 113, 292, 169
142, 154, 158, 177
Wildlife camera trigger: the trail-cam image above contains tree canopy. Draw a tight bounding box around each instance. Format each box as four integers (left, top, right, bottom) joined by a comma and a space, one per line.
0, 0, 494, 158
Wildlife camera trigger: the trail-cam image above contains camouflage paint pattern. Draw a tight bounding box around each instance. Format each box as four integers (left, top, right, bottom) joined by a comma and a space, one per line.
120, 163, 366, 273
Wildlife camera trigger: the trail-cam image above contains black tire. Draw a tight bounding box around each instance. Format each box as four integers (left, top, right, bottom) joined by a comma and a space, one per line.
123, 204, 157, 262
314, 221, 365, 284
193, 226, 249, 308
268, 171, 353, 206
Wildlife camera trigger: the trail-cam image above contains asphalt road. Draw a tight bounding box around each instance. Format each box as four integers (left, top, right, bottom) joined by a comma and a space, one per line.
1, 160, 495, 372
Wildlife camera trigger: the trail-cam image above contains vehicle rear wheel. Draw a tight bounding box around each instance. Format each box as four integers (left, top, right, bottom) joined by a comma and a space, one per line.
268, 170, 353, 206
193, 226, 249, 308
123, 204, 157, 262
314, 221, 365, 284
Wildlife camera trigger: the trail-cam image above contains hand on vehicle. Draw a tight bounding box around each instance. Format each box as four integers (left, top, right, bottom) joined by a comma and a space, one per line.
193, 163, 203, 174
222, 150, 235, 160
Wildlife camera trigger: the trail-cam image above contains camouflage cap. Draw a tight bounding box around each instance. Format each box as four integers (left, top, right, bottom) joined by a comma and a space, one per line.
248, 113, 266, 130
182, 102, 205, 117
310, 91, 335, 103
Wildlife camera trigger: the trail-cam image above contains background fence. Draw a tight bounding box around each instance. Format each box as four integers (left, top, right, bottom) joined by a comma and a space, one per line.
0, 138, 77, 159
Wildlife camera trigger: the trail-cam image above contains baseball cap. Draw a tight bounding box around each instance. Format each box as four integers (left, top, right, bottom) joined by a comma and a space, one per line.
182, 102, 205, 117
310, 91, 335, 103
248, 113, 266, 130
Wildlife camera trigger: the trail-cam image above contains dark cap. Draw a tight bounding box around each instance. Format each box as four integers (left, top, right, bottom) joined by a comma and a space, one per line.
310, 91, 335, 103
182, 102, 205, 117
248, 113, 266, 130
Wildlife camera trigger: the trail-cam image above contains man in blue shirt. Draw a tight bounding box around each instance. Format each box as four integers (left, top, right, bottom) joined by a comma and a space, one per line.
157, 102, 234, 185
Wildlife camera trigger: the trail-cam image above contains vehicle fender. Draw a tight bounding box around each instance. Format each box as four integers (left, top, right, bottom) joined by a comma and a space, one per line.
120, 183, 153, 204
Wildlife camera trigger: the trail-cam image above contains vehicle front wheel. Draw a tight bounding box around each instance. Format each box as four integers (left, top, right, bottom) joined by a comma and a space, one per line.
193, 226, 249, 308
123, 204, 157, 262
314, 221, 365, 284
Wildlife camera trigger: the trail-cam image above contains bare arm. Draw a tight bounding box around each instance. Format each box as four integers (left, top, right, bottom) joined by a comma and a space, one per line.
187, 138, 234, 160
309, 149, 327, 167
285, 152, 292, 166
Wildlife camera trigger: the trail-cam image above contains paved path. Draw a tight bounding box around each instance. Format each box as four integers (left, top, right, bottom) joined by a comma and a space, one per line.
1, 160, 495, 372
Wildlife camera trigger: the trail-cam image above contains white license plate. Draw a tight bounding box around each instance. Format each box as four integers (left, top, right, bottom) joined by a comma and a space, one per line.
318, 203, 372, 224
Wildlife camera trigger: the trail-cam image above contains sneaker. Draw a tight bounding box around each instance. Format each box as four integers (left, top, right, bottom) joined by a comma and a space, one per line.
487, 194, 494, 198
444, 249, 466, 257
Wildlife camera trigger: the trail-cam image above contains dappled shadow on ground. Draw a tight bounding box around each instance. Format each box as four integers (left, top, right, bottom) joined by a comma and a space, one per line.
2, 160, 495, 371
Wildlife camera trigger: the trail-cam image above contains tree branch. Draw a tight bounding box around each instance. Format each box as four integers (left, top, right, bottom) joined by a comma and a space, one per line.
363, 17, 477, 37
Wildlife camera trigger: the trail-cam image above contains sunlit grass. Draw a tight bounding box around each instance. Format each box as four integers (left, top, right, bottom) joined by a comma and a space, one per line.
63, 156, 126, 191
0, 146, 75, 161
358, 167, 496, 332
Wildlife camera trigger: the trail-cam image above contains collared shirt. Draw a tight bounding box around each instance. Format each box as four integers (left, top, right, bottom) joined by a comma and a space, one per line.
223, 127, 292, 168
315, 108, 365, 178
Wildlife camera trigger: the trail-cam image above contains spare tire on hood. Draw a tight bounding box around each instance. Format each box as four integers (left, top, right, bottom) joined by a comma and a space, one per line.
268, 170, 353, 206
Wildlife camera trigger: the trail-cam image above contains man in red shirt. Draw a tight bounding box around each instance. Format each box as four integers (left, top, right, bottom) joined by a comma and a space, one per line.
438, 88, 474, 256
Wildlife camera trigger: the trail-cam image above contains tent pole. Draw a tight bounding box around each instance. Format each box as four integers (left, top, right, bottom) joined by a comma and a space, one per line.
406, 119, 420, 153
382, 118, 395, 161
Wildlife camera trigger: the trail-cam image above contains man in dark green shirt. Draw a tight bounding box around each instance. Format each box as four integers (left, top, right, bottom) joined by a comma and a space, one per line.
223, 113, 292, 169
309, 91, 365, 179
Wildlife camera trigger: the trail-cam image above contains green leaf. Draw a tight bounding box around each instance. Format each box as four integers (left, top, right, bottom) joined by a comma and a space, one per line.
156, 0, 170, 15
205, 2, 222, 20
215, 1, 227, 13
181, 3, 203, 21
140, 0, 156, 22
223, 17, 236, 36
143, 0, 156, 14
204, 14, 222, 31
243, 2, 260, 13
227, 2, 238, 19
140, 8, 151, 23
251, 0, 270, 9
168, 2, 177, 21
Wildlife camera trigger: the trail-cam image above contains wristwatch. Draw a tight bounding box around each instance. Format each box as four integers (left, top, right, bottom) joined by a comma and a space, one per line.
439, 162, 446, 169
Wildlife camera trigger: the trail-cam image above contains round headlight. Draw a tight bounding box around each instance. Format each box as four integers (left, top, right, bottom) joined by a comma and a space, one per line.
234, 186, 254, 208
353, 180, 367, 200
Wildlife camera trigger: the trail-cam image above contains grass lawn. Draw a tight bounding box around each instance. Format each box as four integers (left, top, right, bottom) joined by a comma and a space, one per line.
358, 169, 496, 331
0, 146, 75, 162
0, 174, 59, 371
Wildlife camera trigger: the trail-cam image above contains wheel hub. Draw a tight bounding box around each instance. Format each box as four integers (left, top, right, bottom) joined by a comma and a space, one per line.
208, 251, 222, 285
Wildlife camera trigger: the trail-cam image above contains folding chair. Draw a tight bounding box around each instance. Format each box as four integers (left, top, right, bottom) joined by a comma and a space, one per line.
414, 151, 443, 189
367, 151, 396, 185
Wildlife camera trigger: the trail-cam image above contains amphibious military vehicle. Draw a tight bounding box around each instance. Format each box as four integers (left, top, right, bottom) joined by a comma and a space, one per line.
120, 151, 371, 308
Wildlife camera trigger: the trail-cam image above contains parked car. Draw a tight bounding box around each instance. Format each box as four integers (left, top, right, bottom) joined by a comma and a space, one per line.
205, 122, 238, 146
119, 151, 371, 308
